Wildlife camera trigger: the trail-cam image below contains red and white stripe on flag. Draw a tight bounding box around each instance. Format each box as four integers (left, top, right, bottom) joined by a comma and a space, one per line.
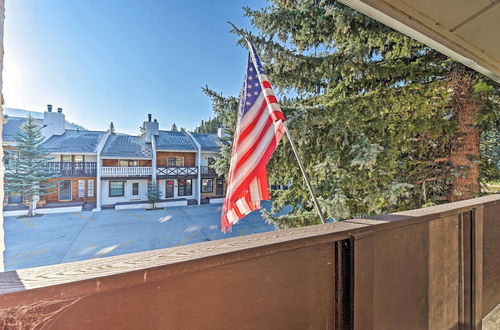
221, 39, 286, 232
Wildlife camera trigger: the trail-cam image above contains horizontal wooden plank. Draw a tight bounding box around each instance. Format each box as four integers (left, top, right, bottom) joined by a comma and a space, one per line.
0, 221, 368, 297
29, 244, 335, 329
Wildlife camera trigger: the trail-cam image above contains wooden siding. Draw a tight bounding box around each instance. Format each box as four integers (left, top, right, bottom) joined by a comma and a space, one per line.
156, 151, 195, 167
40, 177, 97, 204
102, 159, 118, 167
0, 195, 497, 329
138, 159, 151, 166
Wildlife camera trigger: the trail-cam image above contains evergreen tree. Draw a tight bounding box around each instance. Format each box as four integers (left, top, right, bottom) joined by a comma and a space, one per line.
194, 115, 220, 134
202, 88, 239, 177
5, 115, 57, 217
171, 123, 178, 132
109, 122, 115, 134
147, 183, 161, 209
109, 122, 116, 134
139, 122, 146, 136
207, 1, 498, 228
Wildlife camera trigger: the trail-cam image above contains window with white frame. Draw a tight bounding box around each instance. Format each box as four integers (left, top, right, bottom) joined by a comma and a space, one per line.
202, 179, 213, 193
109, 181, 125, 197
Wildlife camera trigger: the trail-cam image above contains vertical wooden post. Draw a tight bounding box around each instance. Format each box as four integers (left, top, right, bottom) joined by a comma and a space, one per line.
334, 239, 352, 329
458, 207, 484, 330
471, 207, 483, 329
350, 231, 375, 330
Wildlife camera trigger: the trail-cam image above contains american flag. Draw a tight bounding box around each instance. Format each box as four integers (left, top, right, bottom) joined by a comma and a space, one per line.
221, 38, 286, 231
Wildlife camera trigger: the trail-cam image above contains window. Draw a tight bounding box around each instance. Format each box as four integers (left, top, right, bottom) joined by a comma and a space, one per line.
202, 179, 213, 193
62, 155, 72, 162
59, 180, 72, 201
78, 180, 85, 198
109, 181, 125, 197
7, 194, 23, 204
132, 182, 139, 196
216, 179, 224, 196
74, 155, 84, 162
87, 180, 95, 197
119, 160, 139, 167
167, 157, 184, 167
207, 157, 216, 165
178, 179, 192, 196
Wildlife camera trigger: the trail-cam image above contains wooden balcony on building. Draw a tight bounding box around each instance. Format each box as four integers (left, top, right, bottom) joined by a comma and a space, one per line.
0, 194, 498, 328
157, 166, 197, 178
101, 166, 152, 177
46, 162, 97, 177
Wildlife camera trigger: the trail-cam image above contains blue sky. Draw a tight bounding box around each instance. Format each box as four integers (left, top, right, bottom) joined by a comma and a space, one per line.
4, 0, 265, 134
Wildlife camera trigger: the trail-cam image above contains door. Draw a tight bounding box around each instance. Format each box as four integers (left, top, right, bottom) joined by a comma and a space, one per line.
166, 180, 174, 198
216, 179, 224, 196
59, 180, 72, 201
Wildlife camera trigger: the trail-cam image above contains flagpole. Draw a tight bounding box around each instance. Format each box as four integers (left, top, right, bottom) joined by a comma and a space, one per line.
282, 123, 326, 224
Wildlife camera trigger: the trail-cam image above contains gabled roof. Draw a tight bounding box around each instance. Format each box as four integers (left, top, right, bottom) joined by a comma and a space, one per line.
2, 116, 44, 141
190, 133, 224, 152
155, 131, 197, 151
43, 130, 107, 153
101, 134, 152, 158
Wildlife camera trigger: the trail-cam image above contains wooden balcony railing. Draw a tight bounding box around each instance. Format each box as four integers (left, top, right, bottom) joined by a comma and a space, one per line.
157, 166, 197, 177
46, 162, 97, 177
0, 194, 498, 328
101, 167, 152, 176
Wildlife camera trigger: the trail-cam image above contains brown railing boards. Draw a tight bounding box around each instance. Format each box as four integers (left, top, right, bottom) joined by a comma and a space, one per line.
0, 194, 498, 329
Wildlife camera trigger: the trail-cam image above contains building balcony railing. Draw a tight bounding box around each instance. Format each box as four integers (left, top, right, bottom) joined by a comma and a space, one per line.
47, 162, 97, 177
0, 194, 498, 327
157, 166, 197, 177
101, 167, 152, 176
201, 166, 218, 177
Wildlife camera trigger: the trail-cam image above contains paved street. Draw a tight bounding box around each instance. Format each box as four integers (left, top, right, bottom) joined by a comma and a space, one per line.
3, 203, 278, 271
